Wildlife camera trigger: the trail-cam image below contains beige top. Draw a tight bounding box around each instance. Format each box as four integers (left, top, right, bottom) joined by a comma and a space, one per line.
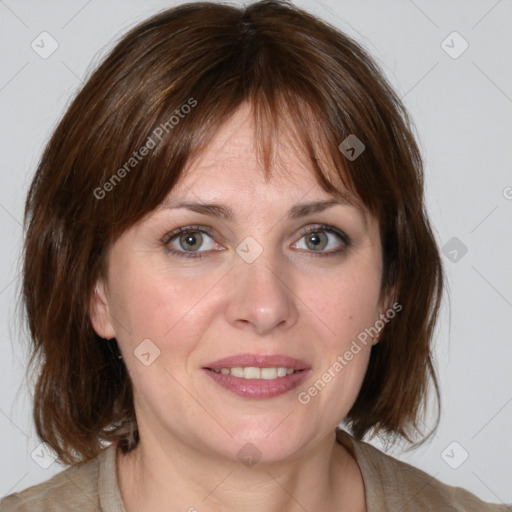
1, 428, 510, 511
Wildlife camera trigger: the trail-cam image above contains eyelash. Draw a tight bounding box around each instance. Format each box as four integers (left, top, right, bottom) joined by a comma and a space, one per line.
161, 224, 351, 260
162, 225, 216, 260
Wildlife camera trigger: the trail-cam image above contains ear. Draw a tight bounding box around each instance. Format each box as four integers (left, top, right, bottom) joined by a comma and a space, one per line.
88, 278, 116, 339
373, 285, 397, 345
378, 284, 396, 316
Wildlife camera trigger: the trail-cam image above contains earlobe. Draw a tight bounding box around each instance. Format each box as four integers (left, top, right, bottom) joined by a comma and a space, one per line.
88, 279, 116, 339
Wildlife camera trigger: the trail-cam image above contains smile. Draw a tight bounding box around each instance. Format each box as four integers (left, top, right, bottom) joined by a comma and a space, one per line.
203, 367, 310, 399
209, 366, 296, 379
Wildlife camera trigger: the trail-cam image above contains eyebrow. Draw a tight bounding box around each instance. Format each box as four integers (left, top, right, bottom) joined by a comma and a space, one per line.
159, 196, 367, 224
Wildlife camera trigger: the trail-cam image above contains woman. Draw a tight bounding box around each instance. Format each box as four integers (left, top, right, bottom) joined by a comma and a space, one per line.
1, 1, 509, 510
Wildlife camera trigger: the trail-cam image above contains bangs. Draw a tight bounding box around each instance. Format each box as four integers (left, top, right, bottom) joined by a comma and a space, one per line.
88, 3, 391, 244
97, 75, 371, 248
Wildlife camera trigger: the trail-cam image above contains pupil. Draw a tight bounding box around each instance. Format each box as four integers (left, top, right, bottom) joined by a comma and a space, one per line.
307, 232, 326, 250
181, 232, 202, 250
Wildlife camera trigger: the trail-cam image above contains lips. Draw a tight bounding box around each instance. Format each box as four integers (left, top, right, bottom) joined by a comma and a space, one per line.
202, 353, 311, 371
203, 367, 310, 399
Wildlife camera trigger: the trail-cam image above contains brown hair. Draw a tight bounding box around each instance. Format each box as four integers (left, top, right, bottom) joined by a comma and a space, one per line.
20, 0, 443, 465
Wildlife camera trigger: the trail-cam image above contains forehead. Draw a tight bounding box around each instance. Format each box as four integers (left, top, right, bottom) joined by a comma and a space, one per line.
154, 107, 370, 232
168, 103, 363, 212
183, 103, 311, 183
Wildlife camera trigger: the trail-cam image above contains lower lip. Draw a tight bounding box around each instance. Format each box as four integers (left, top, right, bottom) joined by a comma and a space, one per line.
202, 368, 310, 399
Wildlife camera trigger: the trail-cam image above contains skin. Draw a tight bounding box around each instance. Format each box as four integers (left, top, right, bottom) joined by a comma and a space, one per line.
89, 102, 393, 512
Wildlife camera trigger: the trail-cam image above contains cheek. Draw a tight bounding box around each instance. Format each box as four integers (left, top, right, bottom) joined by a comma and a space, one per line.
297, 269, 380, 419
299, 262, 382, 348
107, 267, 213, 411
107, 256, 220, 361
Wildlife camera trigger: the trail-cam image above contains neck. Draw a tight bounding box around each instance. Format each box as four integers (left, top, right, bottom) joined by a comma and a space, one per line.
116, 428, 365, 512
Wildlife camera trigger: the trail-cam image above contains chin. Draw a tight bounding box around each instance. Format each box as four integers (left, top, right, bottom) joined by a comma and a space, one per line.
213, 422, 307, 465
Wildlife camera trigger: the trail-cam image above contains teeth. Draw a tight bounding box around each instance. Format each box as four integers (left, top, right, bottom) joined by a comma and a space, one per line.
244, 367, 260, 379
211, 366, 297, 379
230, 367, 244, 378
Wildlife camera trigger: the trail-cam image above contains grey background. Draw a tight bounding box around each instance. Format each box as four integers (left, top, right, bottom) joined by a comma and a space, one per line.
1, 0, 511, 505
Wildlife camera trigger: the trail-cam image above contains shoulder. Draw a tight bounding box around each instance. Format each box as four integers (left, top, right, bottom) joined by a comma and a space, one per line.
336, 428, 512, 512
0, 449, 105, 512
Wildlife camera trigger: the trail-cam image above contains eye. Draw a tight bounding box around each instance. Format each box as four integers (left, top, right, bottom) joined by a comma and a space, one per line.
163, 225, 222, 259
162, 223, 351, 260
292, 224, 351, 256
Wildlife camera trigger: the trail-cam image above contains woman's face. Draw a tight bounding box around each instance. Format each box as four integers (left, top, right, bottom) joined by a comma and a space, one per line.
90, 103, 391, 463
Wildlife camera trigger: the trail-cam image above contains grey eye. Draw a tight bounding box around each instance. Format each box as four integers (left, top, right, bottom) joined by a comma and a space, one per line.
169, 231, 216, 252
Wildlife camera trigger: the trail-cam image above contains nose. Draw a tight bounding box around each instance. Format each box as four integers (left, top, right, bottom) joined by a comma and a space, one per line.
224, 244, 299, 335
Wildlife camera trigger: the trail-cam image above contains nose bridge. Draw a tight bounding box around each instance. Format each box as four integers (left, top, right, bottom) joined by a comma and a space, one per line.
225, 234, 298, 334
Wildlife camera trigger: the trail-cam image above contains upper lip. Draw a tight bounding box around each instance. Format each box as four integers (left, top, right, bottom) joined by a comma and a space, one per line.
203, 353, 311, 371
